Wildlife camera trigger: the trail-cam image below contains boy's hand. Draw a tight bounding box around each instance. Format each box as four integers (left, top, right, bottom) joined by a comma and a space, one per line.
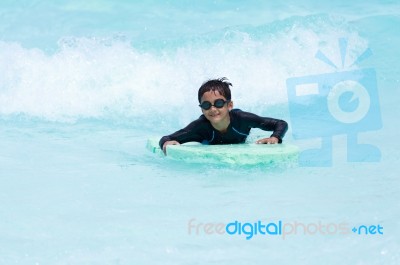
255, 136, 279, 144
162, 140, 180, 155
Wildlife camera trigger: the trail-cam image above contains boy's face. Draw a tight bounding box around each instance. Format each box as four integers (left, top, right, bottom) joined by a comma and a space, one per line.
200, 90, 233, 126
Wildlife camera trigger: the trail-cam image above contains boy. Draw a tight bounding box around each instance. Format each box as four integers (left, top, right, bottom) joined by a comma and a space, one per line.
160, 78, 288, 154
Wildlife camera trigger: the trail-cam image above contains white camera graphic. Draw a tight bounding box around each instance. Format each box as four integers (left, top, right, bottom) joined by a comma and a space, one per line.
286, 38, 382, 166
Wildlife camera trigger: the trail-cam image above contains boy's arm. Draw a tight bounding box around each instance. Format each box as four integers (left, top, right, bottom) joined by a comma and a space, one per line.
159, 117, 207, 149
255, 136, 280, 144
238, 111, 288, 143
162, 140, 180, 155
262, 118, 288, 143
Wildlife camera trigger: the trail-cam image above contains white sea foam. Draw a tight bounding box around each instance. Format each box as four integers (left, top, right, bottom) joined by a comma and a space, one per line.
0, 15, 368, 126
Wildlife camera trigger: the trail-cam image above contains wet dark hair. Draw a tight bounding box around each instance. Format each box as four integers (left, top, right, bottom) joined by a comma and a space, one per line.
198, 77, 232, 103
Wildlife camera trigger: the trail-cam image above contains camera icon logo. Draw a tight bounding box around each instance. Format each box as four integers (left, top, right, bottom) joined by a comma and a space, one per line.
286, 38, 382, 166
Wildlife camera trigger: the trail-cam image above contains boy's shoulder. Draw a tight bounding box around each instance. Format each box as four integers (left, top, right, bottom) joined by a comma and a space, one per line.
231, 108, 242, 114
230, 108, 247, 120
230, 108, 248, 117
230, 109, 260, 121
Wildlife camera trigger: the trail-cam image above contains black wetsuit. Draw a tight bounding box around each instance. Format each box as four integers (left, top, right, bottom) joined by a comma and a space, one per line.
159, 109, 288, 148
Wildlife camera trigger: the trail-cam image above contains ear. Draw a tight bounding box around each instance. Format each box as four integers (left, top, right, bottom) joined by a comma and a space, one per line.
228, 101, 233, 111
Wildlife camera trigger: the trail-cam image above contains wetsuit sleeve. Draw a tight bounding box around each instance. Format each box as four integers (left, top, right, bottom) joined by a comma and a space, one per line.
238, 111, 288, 143
159, 117, 207, 148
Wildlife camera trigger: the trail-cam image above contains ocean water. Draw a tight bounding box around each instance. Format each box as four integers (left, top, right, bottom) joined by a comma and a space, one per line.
1, 1, 399, 264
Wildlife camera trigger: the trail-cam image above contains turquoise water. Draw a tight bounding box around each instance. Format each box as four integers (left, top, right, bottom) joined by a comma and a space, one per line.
1, 1, 399, 264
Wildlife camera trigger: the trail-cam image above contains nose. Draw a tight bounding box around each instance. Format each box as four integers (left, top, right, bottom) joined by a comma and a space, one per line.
207, 105, 219, 112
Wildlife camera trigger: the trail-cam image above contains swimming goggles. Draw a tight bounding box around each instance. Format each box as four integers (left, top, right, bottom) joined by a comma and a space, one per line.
199, 99, 230, 110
